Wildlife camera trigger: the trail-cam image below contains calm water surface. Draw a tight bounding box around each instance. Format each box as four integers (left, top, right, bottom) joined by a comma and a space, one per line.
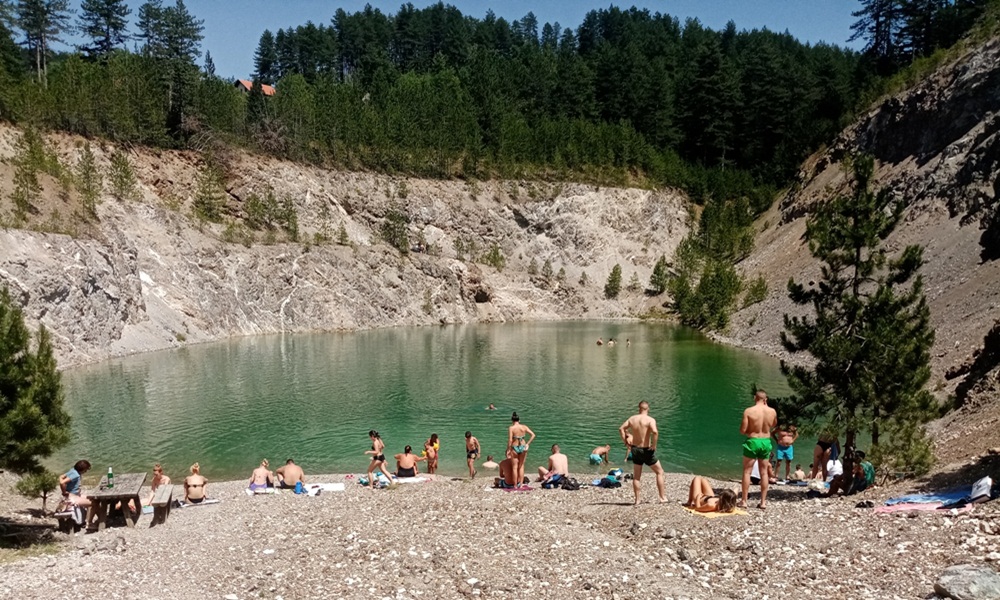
49, 322, 789, 481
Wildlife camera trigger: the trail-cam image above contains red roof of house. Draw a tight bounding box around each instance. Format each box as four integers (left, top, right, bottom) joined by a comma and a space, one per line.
236, 79, 276, 96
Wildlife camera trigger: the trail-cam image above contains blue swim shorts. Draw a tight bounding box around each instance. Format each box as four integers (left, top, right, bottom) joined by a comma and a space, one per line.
776, 444, 793, 461
589, 454, 603, 465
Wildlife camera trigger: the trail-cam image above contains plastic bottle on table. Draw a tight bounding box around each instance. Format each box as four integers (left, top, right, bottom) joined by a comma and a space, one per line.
107, 466, 114, 489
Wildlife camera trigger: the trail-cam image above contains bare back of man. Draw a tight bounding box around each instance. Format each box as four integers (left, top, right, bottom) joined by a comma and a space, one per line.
740, 391, 777, 509
538, 445, 569, 481
619, 401, 666, 505
276, 461, 305, 488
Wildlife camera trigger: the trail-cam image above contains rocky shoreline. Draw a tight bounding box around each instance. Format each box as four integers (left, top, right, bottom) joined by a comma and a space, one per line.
2, 466, 999, 599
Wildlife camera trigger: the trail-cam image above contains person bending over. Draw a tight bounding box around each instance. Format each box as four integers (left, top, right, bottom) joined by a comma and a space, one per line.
685, 476, 738, 513
590, 444, 612, 466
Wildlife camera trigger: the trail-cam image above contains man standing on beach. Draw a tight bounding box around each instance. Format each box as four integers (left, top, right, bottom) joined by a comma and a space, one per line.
619, 401, 666, 505
465, 431, 481, 478
740, 390, 777, 509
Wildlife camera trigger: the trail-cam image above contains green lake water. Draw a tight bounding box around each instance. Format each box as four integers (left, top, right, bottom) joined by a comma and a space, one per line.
48, 322, 790, 482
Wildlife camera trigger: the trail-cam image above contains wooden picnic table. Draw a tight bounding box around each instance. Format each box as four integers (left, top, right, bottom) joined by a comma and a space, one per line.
85, 472, 146, 531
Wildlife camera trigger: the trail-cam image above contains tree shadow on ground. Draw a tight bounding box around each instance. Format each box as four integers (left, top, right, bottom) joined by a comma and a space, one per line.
0, 515, 58, 551
914, 453, 1000, 493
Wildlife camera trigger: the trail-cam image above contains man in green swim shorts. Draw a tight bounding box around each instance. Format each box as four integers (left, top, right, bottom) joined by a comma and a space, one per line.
740, 390, 777, 509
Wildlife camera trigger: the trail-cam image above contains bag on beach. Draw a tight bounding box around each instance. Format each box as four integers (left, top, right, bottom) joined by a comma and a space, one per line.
560, 478, 581, 491
598, 476, 621, 488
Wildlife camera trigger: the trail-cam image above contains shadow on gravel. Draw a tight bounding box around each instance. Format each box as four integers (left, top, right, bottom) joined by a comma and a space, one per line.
588, 501, 637, 506
915, 454, 1000, 493
0, 516, 57, 551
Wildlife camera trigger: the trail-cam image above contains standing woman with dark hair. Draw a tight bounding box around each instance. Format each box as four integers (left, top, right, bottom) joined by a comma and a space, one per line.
365, 430, 393, 488
507, 412, 536, 488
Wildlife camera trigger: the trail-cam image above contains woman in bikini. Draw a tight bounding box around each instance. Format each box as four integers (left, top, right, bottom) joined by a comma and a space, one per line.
810, 431, 840, 481
142, 463, 171, 506
248, 459, 273, 492
423, 433, 440, 474
365, 430, 394, 488
394, 445, 426, 478
507, 412, 536, 488
184, 463, 207, 504
684, 476, 738, 513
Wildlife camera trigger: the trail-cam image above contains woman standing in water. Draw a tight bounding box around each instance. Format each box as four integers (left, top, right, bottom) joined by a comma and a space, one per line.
365, 430, 394, 488
423, 433, 440, 474
507, 412, 536, 487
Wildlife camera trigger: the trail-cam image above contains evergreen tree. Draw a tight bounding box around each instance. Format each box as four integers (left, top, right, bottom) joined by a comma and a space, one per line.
15, 469, 59, 513
77, 0, 131, 59
649, 255, 669, 294
850, 0, 902, 70
16, 0, 73, 85
781, 155, 936, 474
75, 142, 101, 218
0, 287, 71, 475
108, 149, 139, 201
604, 264, 622, 299
203, 49, 214, 76
254, 29, 278, 84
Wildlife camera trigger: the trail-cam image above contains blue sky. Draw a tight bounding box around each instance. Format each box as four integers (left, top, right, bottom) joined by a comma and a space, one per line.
60, 1, 863, 78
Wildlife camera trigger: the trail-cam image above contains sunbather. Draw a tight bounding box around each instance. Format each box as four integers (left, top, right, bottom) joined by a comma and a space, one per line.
394, 445, 426, 478
184, 463, 207, 504
248, 459, 273, 492
276, 458, 306, 489
537, 444, 568, 484
684, 476, 738, 513
495, 452, 518, 489
145, 463, 172, 504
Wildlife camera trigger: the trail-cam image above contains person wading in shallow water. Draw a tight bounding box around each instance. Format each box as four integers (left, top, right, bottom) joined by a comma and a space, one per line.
619, 401, 667, 505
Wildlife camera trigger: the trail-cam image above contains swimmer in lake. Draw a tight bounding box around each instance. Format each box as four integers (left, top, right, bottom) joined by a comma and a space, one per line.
597, 337, 603, 346
487, 403, 496, 411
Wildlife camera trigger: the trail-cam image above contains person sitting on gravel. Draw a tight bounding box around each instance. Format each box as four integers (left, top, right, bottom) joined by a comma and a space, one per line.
827, 450, 875, 496
589, 444, 612, 466
184, 463, 208, 504
59, 460, 92, 508
537, 444, 569, 484
248, 459, 273, 493
276, 458, 306, 490
495, 452, 518, 489
684, 476, 739, 513
792, 464, 806, 481
394, 445, 426, 478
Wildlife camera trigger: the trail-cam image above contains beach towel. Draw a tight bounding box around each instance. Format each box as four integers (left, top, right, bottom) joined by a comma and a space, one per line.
245, 488, 277, 496
874, 502, 974, 514
304, 483, 346, 496
394, 477, 429, 484
176, 498, 221, 508
885, 489, 970, 505
682, 506, 748, 518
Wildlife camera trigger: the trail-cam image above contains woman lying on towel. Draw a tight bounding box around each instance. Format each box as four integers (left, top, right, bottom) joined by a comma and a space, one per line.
394, 446, 427, 478
684, 476, 738, 513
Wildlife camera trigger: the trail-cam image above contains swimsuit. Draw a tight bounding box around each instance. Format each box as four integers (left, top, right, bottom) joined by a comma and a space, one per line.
187, 496, 204, 504
817, 440, 833, 451
776, 444, 793, 461
631, 446, 658, 466
589, 453, 604, 465
742, 437, 772, 460
372, 444, 385, 463
511, 435, 528, 454
397, 466, 416, 478
249, 482, 268, 492
467, 449, 479, 459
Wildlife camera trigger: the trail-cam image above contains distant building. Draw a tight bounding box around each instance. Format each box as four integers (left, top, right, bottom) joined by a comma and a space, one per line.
234, 79, 276, 97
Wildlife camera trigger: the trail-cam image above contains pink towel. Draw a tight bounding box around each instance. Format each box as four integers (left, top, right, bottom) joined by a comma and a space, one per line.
874, 502, 973, 514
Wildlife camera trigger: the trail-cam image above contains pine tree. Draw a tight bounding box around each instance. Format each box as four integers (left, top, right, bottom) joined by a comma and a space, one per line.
604, 264, 622, 299
193, 160, 224, 222
254, 29, 278, 84
77, 0, 131, 59
75, 142, 102, 218
541, 258, 553, 279
16, 0, 73, 85
15, 469, 59, 513
849, 0, 903, 70
0, 287, 71, 475
108, 149, 139, 201
203, 49, 215, 76
649, 255, 669, 294
781, 155, 936, 474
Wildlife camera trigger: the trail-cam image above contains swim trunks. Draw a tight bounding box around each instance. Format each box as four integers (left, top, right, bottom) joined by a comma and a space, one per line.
467, 450, 479, 459
775, 444, 793, 461
397, 467, 416, 478
187, 496, 204, 504
589, 453, 603, 465
631, 447, 658, 466
742, 437, 772, 460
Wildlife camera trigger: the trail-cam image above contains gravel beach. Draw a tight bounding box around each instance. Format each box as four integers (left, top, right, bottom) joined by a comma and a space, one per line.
2, 465, 999, 600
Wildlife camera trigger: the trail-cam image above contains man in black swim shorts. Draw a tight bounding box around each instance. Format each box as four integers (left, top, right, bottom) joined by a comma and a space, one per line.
465, 431, 481, 479
619, 401, 667, 505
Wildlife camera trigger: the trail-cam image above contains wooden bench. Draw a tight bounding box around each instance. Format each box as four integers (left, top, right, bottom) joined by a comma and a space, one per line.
150, 485, 173, 527
54, 506, 83, 534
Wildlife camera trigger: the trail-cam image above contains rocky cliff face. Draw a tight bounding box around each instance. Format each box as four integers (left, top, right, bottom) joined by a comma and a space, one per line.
0, 125, 689, 368
723, 36, 1000, 461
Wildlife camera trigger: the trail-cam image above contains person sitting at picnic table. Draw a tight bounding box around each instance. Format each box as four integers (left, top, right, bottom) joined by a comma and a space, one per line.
184, 463, 208, 504
59, 460, 92, 508
142, 463, 171, 506
394, 445, 427, 478
248, 459, 273, 492
684, 476, 738, 513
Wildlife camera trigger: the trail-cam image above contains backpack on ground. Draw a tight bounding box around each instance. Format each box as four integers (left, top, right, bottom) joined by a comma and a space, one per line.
561, 477, 581, 491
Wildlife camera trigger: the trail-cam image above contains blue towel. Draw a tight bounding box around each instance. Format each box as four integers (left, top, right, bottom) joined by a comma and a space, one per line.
885, 487, 971, 505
